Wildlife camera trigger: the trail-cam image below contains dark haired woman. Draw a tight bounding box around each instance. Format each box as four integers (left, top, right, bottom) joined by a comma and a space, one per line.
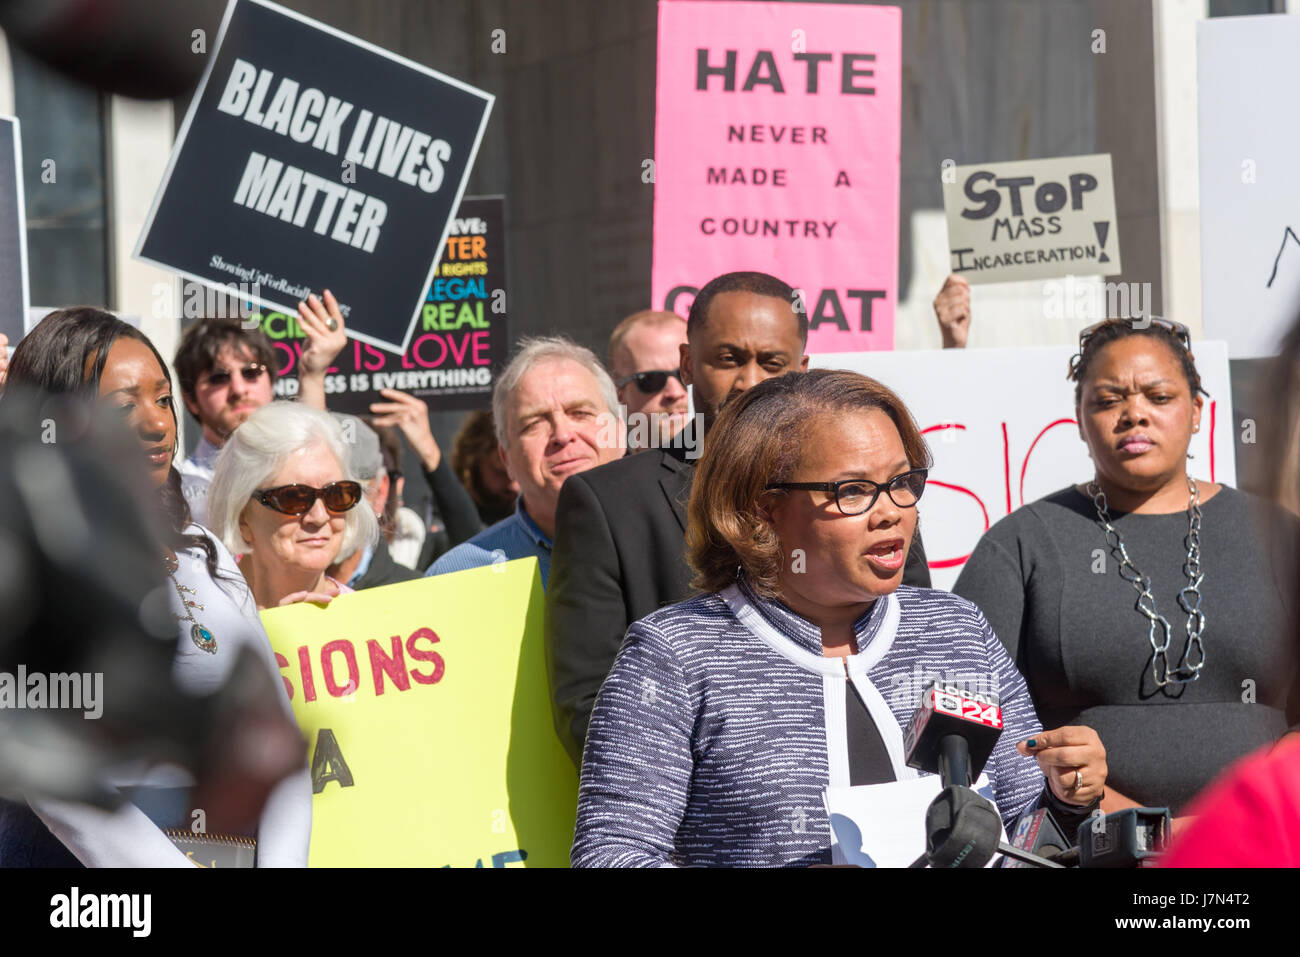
954, 318, 1297, 820
1, 308, 311, 867
571, 369, 1106, 867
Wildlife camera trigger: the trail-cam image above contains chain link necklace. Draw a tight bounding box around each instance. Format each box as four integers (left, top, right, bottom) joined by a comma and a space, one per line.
164, 554, 217, 654
1087, 476, 1205, 687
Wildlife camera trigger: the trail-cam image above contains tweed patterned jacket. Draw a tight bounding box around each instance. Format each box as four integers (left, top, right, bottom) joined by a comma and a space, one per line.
572, 577, 1051, 867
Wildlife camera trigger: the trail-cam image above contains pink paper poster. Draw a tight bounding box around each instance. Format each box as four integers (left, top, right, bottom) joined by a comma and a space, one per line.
652, 0, 901, 351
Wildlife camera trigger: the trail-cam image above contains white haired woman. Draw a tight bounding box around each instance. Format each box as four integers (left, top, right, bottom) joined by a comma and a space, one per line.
208, 403, 379, 609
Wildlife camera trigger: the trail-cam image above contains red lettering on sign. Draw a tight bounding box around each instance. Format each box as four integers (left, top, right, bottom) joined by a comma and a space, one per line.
410, 333, 449, 368
925, 480, 990, 569
1001, 422, 1011, 516
1019, 418, 1077, 507
447, 333, 472, 366
297, 645, 317, 702
274, 341, 296, 376
321, 639, 360, 697
367, 635, 411, 696
274, 651, 293, 701
407, 627, 446, 685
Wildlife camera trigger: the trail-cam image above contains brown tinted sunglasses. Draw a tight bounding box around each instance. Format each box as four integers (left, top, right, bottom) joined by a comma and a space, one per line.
252, 481, 363, 515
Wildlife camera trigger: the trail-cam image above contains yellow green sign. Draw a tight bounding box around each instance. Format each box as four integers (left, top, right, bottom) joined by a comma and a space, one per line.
260, 559, 576, 866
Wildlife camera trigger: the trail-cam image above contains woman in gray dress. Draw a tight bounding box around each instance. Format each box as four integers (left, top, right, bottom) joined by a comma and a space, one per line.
954, 318, 1297, 820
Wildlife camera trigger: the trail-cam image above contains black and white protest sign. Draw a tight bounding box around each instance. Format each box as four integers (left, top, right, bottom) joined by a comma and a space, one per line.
942, 153, 1121, 284
0, 117, 30, 346
134, 0, 493, 354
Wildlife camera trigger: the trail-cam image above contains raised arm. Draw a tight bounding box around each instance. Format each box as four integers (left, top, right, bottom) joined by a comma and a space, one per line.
369, 388, 484, 547
295, 290, 348, 410
934, 274, 971, 349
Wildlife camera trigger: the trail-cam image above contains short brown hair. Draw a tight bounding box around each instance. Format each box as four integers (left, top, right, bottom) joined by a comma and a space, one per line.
173, 318, 278, 418
452, 409, 500, 506
686, 369, 931, 597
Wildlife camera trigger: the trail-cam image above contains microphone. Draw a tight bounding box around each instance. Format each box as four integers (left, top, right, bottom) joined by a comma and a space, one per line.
903, 680, 1008, 868
1005, 806, 1073, 868
903, 680, 1003, 787
1078, 808, 1171, 868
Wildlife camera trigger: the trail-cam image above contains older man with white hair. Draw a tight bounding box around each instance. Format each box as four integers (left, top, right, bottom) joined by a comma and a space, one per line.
425, 336, 625, 587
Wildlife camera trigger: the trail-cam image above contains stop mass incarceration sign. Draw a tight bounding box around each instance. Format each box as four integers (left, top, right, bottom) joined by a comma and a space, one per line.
135, 0, 493, 354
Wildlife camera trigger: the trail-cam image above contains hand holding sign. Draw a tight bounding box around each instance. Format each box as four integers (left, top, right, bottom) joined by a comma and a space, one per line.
933, 274, 971, 348
294, 289, 347, 410
296, 290, 347, 376
277, 575, 343, 608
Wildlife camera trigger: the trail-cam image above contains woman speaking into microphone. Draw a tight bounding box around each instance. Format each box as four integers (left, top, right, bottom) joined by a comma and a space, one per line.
571, 369, 1106, 867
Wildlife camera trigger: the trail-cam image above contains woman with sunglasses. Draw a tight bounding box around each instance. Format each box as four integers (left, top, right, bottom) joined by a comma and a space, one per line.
207, 402, 378, 609
0, 308, 312, 866
954, 318, 1297, 823
572, 369, 1106, 866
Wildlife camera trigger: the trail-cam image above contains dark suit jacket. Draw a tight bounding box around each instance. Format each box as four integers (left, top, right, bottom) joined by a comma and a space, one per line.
355, 540, 421, 590
545, 444, 931, 766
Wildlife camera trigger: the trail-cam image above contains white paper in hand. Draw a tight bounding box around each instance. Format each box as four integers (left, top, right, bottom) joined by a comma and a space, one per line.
823, 774, 1005, 868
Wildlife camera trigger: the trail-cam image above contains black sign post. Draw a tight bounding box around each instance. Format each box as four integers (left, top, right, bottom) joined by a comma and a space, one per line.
134, 0, 493, 354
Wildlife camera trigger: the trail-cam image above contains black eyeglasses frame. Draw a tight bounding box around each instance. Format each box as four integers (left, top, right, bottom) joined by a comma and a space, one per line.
764, 467, 929, 516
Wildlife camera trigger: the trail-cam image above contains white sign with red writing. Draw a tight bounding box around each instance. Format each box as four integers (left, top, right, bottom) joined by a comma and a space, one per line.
809, 342, 1236, 590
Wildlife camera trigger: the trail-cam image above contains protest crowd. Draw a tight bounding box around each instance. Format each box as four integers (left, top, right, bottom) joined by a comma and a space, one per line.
4, 266, 1297, 869
0, 0, 1298, 879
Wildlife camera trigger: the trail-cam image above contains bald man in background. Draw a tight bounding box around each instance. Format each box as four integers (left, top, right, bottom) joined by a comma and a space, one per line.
608, 310, 690, 450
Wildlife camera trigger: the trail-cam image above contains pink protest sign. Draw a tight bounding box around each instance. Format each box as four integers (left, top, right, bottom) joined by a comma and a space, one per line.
651, 0, 901, 352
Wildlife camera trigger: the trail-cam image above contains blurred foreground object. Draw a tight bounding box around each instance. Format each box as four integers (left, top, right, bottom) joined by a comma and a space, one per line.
0, 387, 301, 834
0, 0, 222, 98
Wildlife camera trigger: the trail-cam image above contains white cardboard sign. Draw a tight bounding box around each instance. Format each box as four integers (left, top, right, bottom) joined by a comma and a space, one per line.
1198, 15, 1300, 358
809, 343, 1236, 591
942, 154, 1121, 285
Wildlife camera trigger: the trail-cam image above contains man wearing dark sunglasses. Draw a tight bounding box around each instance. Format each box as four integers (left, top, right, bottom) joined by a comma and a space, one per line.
608, 310, 691, 450
175, 293, 345, 523
546, 271, 932, 767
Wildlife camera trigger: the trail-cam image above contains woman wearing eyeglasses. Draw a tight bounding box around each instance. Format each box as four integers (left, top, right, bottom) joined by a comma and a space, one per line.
953, 319, 1297, 821
207, 402, 379, 610
0, 308, 312, 867
571, 369, 1106, 867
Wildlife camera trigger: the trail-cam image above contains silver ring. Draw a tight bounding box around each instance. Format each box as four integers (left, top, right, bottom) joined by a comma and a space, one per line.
326, 318, 338, 332
1071, 769, 1083, 791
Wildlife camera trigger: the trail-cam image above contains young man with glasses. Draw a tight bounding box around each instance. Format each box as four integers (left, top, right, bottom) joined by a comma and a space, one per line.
607, 310, 691, 450
174, 292, 346, 523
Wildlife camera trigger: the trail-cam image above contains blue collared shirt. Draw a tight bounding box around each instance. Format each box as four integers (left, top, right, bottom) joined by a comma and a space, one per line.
425, 498, 553, 586
346, 544, 376, 589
